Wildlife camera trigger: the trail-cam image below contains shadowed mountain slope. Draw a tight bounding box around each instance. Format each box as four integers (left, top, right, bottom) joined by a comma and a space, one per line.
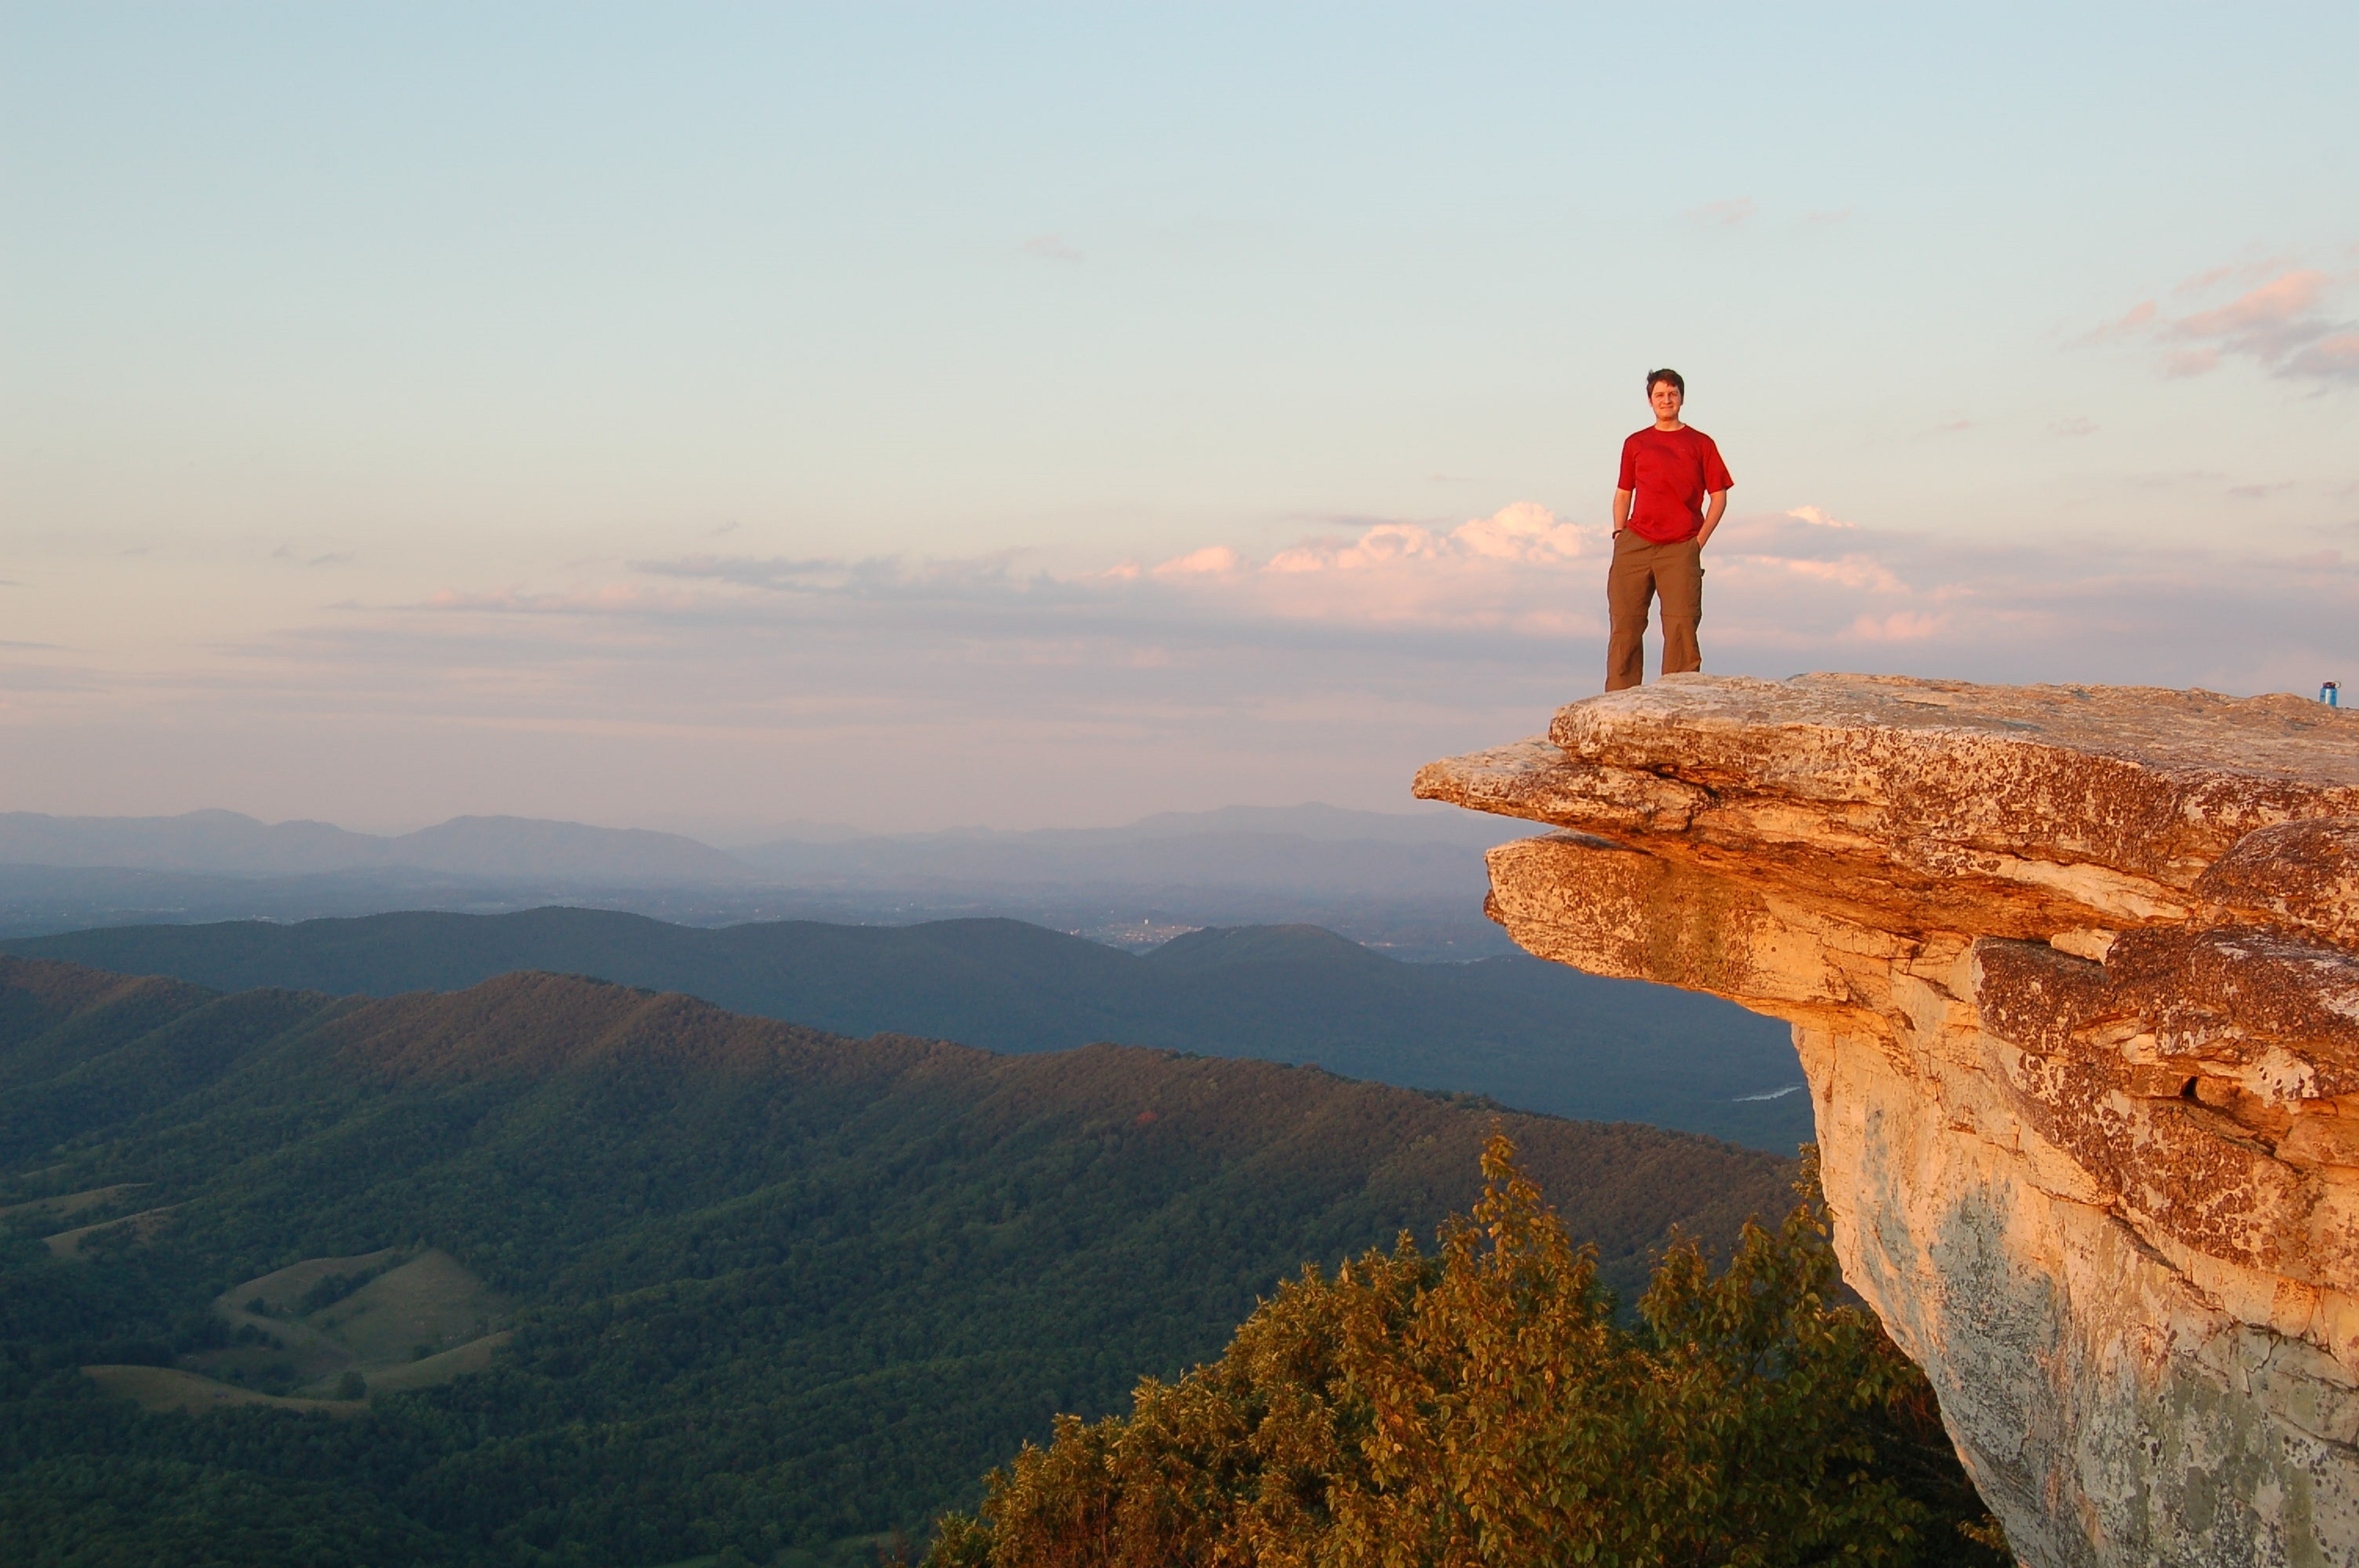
5, 909, 1810, 1149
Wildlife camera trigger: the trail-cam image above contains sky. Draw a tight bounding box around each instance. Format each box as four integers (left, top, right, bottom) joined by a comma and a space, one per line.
4, 2, 2355, 837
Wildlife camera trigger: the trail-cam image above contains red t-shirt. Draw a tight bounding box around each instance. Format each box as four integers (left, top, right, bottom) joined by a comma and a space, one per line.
1617, 425, 1733, 543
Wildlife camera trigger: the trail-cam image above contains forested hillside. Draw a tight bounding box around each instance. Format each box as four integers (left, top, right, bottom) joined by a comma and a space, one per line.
924, 1139, 2006, 1567
4, 910, 1810, 1149
0, 954, 1795, 1566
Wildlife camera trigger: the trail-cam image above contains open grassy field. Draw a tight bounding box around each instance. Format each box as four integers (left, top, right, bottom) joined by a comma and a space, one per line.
360, 1330, 513, 1396
223, 1247, 405, 1316
0, 1181, 147, 1223
185, 1247, 512, 1396
43, 1204, 177, 1259
314, 1250, 508, 1364
82, 1364, 361, 1417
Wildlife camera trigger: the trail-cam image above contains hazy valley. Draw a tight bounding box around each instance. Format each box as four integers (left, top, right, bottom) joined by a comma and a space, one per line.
0, 951, 1797, 1565
0, 802, 1836, 1564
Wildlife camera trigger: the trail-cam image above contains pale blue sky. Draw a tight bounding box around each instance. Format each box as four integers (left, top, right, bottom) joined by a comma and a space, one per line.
4, 4, 2355, 833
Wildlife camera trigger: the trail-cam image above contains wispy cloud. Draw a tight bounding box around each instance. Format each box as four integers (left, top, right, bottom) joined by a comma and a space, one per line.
12, 502, 2355, 830
1263, 504, 1586, 573
1021, 234, 1083, 262
1848, 610, 1950, 642
1685, 197, 1755, 227
444, 501, 2358, 688
2089, 264, 2359, 384
2084, 300, 2156, 343
2167, 259, 2292, 297
1782, 505, 1853, 528
1132, 506, 1604, 633
2289, 333, 2359, 381
2171, 270, 2333, 358
635, 555, 869, 591
1154, 545, 1242, 578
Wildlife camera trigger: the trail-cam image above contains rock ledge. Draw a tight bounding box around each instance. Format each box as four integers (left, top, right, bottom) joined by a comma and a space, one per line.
1417, 673, 2359, 1568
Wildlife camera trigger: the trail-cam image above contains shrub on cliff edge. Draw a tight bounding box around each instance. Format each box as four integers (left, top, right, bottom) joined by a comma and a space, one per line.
924, 1136, 2006, 1567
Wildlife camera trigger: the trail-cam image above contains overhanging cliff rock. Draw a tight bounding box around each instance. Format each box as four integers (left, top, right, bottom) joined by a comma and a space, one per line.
1416, 673, 2359, 1568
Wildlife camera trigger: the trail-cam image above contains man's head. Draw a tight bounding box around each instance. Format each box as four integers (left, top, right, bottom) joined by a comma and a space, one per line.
1646, 367, 1685, 427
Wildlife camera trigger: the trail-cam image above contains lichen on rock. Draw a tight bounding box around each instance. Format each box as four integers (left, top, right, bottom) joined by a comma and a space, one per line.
1416, 673, 2359, 1568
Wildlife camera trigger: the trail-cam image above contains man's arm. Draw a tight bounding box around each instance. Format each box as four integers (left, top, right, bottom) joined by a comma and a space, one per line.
1696, 489, 1728, 547
1612, 489, 1633, 535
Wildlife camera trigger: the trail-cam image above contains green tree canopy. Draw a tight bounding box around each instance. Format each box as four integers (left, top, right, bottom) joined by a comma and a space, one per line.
927, 1137, 2006, 1568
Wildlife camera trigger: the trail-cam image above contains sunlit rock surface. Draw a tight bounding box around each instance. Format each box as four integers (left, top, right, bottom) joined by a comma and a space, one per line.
1417, 674, 2359, 1568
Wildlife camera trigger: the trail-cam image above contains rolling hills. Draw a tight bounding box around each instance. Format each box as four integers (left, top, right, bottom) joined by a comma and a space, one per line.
0, 952, 1796, 1566
3, 909, 1811, 1149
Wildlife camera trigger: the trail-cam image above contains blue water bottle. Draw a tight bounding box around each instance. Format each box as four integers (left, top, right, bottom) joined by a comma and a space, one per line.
2326, 682, 2341, 708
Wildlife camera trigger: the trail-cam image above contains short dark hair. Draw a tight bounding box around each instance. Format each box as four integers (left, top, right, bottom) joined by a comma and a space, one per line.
1646, 367, 1685, 396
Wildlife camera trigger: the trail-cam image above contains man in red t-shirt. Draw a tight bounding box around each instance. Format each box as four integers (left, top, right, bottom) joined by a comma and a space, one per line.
1606, 367, 1732, 691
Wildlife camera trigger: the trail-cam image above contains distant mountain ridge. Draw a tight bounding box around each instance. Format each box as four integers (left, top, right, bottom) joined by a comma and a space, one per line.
740, 801, 1527, 852
1, 909, 1811, 1149
729, 828, 1490, 899
0, 802, 1520, 884
0, 809, 752, 884
0, 803, 1536, 958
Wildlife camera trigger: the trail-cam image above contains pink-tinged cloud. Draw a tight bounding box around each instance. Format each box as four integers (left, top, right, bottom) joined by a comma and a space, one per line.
1783, 506, 1856, 528
1268, 523, 1442, 573
412, 505, 2359, 693
2092, 263, 2357, 384
1112, 503, 1977, 641
1751, 555, 1907, 593
417, 511, 2356, 730
1021, 234, 1082, 262
1148, 506, 1604, 632
2171, 269, 2327, 338
1262, 505, 1588, 578
1153, 545, 1241, 577
1449, 502, 1587, 562
423, 583, 701, 613
2083, 300, 2156, 342
21, 506, 2355, 833
2168, 255, 2300, 295
1848, 610, 1951, 641
1687, 197, 1755, 226
2288, 332, 2359, 382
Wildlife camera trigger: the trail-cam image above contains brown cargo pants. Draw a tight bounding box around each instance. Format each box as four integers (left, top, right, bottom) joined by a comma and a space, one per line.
1604, 529, 1702, 692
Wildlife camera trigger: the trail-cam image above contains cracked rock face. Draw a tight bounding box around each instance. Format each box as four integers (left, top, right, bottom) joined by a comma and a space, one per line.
1416, 673, 2359, 1568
